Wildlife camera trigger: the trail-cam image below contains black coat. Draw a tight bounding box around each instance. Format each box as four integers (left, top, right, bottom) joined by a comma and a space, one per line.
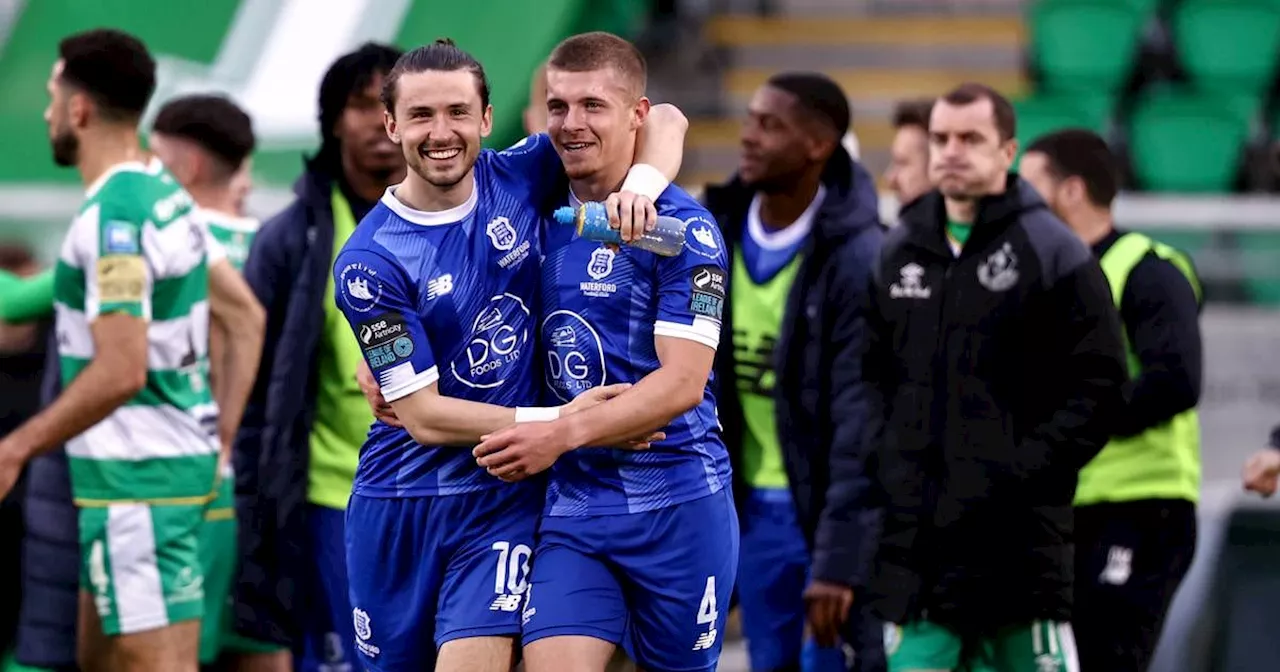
706, 149, 886, 588
861, 177, 1127, 632
230, 163, 341, 645
15, 327, 79, 669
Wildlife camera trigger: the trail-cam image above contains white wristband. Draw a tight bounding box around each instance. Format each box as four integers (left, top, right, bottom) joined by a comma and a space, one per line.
515, 406, 561, 423
620, 163, 669, 202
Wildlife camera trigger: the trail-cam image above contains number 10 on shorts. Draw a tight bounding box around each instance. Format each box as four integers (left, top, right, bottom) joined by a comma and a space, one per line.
693, 576, 718, 651
489, 541, 531, 613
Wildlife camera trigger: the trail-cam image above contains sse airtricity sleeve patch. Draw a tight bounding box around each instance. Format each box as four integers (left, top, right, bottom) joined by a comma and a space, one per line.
334, 248, 436, 402
652, 211, 728, 350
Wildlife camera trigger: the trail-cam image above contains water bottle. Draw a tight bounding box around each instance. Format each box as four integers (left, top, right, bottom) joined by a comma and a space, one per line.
553, 201, 686, 257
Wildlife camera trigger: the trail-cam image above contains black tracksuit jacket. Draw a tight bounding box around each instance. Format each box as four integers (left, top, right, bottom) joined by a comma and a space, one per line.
860, 176, 1128, 633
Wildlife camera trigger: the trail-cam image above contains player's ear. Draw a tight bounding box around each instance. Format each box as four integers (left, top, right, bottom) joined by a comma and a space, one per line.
480, 104, 493, 139
383, 110, 399, 144
632, 96, 651, 131
188, 150, 208, 186
68, 91, 90, 130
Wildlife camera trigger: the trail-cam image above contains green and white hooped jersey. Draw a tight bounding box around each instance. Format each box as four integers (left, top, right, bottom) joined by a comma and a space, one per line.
54, 161, 219, 505
198, 208, 259, 272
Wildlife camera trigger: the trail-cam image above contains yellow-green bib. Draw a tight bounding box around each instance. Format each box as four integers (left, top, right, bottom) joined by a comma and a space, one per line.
307, 186, 376, 510
1075, 232, 1202, 505
732, 247, 803, 490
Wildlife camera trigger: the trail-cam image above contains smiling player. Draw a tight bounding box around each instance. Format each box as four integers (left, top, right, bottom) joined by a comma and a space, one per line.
473, 32, 736, 672
333, 39, 685, 672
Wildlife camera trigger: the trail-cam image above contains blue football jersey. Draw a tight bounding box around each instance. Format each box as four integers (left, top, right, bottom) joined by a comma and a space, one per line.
334, 134, 562, 498
540, 187, 732, 516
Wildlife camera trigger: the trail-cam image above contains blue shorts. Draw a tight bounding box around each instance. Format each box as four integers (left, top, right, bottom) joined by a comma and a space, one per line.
345, 483, 542, 671
296, 503, 354, 672
739, 488, 848, 672
522, 489, 739, 672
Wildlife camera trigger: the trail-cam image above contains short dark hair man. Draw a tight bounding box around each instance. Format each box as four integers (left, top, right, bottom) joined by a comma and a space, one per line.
858, 83, 1128, 672
704, 71, 887, 672
1022, 128, 1203, 672
3, 28, 260, 671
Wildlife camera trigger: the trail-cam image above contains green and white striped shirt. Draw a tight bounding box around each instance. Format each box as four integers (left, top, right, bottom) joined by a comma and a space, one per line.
198, 208, 259, 272
54, 161, 219, 505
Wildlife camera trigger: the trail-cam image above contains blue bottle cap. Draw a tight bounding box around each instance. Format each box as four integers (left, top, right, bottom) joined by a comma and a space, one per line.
553, 206, 576, 225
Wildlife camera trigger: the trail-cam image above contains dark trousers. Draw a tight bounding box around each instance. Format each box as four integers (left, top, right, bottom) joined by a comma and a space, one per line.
1074, 499, 1197, 672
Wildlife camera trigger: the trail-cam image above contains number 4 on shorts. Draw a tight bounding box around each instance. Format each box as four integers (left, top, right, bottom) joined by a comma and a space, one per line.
697, 576, 717, 625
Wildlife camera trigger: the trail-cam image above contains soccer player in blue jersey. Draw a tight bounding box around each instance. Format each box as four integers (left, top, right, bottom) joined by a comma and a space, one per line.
333, 39, 686, 672
473, 32, 737, 672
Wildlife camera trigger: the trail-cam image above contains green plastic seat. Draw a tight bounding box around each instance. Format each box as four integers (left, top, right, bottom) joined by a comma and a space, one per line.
1028, 1, 1146, 93
1172, 1, 1280, 98
1127, 90, 1250, 192
1012, 93, 1112, 165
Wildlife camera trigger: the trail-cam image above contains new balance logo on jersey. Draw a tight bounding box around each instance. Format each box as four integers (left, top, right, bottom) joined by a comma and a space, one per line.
490, 594, 522, 612
693, 628, 717, 651
426, 274, 453, 300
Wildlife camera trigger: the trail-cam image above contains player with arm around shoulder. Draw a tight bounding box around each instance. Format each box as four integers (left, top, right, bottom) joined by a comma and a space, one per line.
473, 32, 737, 672
333, 39, 685, 672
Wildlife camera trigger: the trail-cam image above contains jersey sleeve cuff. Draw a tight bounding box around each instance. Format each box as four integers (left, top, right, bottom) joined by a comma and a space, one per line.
379, 364, 439, 402
654, 318, 720, 350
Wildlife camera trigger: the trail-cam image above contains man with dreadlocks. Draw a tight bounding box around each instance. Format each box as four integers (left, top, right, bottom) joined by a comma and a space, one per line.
231, 42, 405, 671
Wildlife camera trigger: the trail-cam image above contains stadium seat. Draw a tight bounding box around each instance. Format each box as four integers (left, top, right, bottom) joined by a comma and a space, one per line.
1171, 0, 1280, 102
1012, 93, 1112, 164
1127, 90, 1250, 192
1028, 1, 1146, 93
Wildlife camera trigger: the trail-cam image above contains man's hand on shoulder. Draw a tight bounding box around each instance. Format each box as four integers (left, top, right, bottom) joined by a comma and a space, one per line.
1243, 447, 1280, 497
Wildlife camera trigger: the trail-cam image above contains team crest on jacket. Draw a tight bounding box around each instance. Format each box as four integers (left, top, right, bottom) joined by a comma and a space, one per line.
977, 242, 1019, 292
890, 262, 931, 299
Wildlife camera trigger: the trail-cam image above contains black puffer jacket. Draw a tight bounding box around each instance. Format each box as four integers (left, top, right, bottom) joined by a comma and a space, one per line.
706, 149, 885, 588
861, 176, 1127, 633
